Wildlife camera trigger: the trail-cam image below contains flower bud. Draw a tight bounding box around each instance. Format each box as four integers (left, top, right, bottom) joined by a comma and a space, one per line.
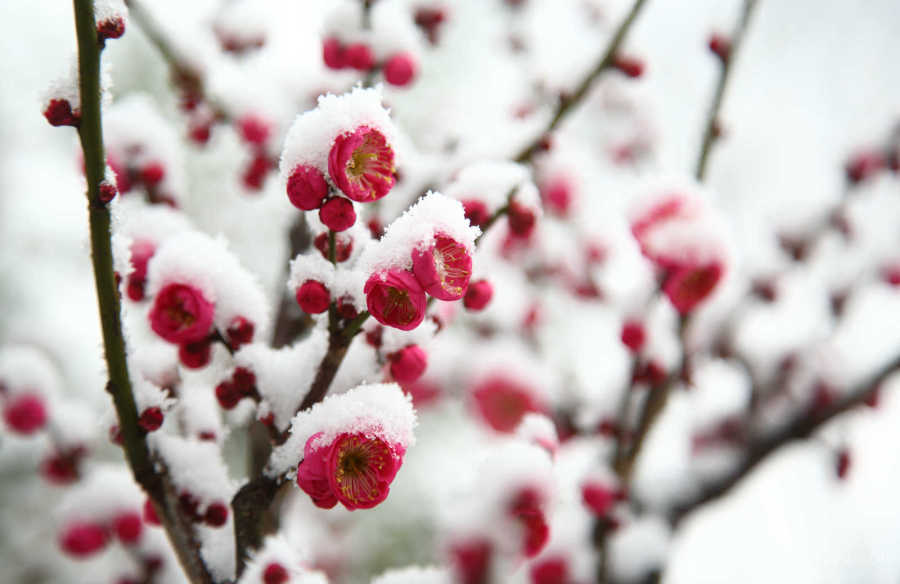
295, 280, 330, 314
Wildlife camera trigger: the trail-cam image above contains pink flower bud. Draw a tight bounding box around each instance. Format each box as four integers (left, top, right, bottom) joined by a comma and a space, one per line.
97, 17, 126, 42
507, 200, 536, 238
449, 539, 492, 584
530, 556, 569, 584
613, 55, 645, 78
243, 153, 272, 190
388, 345, 428, 383
314, 232, 353, 262
707, 33, 731, 62
581, 481, 617, 517
383, 52, 418, 87
663, 262, 724, 314
99, 180, 118, 203
143, 498, 161, 526
845, 150, 885, 184
319, 197, 357, 231
295, 280, 331, 314
463, 279, 493, 311
472, 375, 542, 433
620, 319, 646, 353
322, 37, 347, 69
414, 7, 446, 45
226, 316, 255, 349
140, 161, 165, 187
3, 393, 47, 434
539, 176, 573, 216
40, 448, 84, 485
60, 521, 109, 557
328, 126, 395, 203
462, 199, 490, 229
178, 338, 212, 369
364, 270, 427, 331
112, 511, 143, 545
412, 234, 473, 300
204, 502, 228, 527
345, 43, 374, 71
237, 114, 271, 146
508, 487, 549, 557
286, 165, 329, 210
215, 381, 241, 410
263, 562, 290, 584
43, 98, 81, 127
138, 407, 164, 432
149, 283, 215, 344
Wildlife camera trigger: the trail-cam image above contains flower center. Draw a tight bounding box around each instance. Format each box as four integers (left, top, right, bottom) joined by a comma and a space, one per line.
166, 300, 195, 327
383, 288, 416, 325
333, 435, 391, 505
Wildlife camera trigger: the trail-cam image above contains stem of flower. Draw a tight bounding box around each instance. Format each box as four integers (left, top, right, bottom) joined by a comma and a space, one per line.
72, 2, 213, 582
694, 0, 760, 180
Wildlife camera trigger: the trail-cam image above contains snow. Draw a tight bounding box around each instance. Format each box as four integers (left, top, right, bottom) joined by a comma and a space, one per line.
370, 565, 451, 584
269, 382, 417, 477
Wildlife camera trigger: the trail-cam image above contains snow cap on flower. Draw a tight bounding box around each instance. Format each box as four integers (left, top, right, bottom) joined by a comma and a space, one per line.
95, 0, 127, 41
269, 382, 416, 478
287, 254, 336, 295
280, 86, 397, 192
146, 231, 270, 343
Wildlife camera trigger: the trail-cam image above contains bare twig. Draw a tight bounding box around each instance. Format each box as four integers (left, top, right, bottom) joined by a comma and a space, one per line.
694, 0, 760, 180
513, 0, 650, 164
671, 354, 900, 524
72, 2, 213, 582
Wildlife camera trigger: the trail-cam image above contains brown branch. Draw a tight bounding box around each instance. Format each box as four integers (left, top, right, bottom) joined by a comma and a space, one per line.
694, 0, 760, 180
512, 0, 650, 164
72, 2, 213, 582
670, 354, 900, 525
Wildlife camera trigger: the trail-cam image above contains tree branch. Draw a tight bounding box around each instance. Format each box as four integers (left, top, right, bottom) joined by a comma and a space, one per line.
670, 354, 900, 525
694, 0, 760, 180
73, 2, 213, 581
512, 0, 650, 164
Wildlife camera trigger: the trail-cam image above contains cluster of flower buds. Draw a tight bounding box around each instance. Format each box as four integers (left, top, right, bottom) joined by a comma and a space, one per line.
630, 185, 730, 314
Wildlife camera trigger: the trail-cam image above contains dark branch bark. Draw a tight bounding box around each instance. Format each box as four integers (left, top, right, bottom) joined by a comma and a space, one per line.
513, 0, 650, 164
694, 0, 760, 180
670, 354, 900, 524
73, 2, 213, 582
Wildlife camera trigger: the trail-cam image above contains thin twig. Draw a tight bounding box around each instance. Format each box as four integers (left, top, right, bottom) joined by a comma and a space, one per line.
72, 2, 213, 582
694, 0, 760, 180
512, 0, 650, 164
670, 354, 900, 525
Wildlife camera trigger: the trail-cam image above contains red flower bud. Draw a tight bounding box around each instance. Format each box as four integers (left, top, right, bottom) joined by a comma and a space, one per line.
295, 280, 331, 314
319, 197, 357, 232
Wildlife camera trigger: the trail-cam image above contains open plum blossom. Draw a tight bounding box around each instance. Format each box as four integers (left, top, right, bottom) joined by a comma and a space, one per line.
149, 282, 215, 344
297, 431, 405, 510
471, 375, 544, 433
328, 126, 395, 203
364, 269, 427, 331
412, 233, 473, 301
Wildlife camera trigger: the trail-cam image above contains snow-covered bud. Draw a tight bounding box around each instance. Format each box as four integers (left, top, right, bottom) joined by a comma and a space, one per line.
322, 37, 347, 69
204, 501, 229, 527
98, 180, 117, 203
581, 480, 620, 518
59, 521, 109, 558
620, 319, 646, 353
449, 539, 492, 584
43, 98, 80, 127
3, 392, 47, 434
383, 52, 418, 87
329, 126, 396, 202
97, 15, 125, 42
412, 233, 473, 301
508, 486, 550, 557
388, 345, 428, 383
286, 165, 329, 211
462, 199, 490, 229
508, 200, 537, 238
663, 261, 724, 314
243, 153, 272, 190
463, 279, 493, 311
41, 447, 86, 484
539, 175, 574, 216
345, 43, 375, 71
365, 270, 427, 331
319, 197, 357, 232
263, 563, 290, 584
295, 280, 331, 314
149, 283, 215, 344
